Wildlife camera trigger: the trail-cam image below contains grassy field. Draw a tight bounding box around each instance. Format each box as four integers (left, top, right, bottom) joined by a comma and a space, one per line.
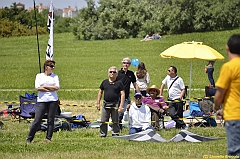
1, 29, 239, 158
1, 28, 239, 102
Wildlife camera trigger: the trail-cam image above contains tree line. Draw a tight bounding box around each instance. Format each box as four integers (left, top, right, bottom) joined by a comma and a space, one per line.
1, 0, 240, 39
73, 0, 240, 40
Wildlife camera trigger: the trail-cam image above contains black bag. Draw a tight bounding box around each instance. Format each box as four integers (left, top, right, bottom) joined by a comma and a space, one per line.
32, 118, 71, 132
205, 86, 216, 97
103, 100, 119, 107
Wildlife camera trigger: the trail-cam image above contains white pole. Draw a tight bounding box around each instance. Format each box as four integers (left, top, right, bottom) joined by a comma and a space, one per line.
189, 61, 192, 98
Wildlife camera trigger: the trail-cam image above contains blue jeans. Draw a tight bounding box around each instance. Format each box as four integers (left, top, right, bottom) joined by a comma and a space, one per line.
129, 126, 154, 134
225, 120, 240, 157
118, 97, 130, 130
207, 67, 215, 87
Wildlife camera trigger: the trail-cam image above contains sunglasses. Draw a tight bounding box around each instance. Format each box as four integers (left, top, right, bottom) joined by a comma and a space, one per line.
48, 65, 55, 68
122, 62, 130, 64
168, 70, 171, 72
109, 71, 117, 74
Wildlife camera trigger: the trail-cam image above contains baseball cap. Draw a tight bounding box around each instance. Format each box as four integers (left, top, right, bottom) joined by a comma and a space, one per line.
134, 92, 142, 97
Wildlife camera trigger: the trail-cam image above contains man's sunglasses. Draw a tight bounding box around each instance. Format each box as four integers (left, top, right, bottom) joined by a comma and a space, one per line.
109, 71, 117, 74
122, 62, 131, 64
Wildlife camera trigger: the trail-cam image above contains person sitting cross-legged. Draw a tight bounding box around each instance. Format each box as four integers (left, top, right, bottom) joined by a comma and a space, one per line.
142, 85, 168, 131
128, 92, 154, 134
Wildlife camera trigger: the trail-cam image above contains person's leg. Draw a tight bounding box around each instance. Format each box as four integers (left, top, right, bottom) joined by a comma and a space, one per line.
26, 102, 47, 142
111, 107, 120, 136
151, 110, 160, 131
175, 101, 186, 128
46, 101, 58, 141
119, 97, 130, 130
168, 101, 186, 129
225, 120, 240, 156
208, 68, 215, 87
100, 107, 110, 137
129, 127, 142, 134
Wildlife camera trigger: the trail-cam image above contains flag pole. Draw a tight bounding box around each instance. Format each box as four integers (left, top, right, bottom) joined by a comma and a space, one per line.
33, 0, 41, 73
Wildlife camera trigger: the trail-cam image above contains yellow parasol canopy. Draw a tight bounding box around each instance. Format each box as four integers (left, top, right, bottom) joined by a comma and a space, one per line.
160, 42, 225, 98
160, 42, 225, 60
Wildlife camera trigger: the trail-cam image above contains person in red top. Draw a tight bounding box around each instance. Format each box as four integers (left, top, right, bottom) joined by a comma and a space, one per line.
142, 85, 168, 130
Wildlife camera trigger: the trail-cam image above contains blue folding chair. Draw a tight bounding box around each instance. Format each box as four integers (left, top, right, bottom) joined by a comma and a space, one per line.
19, 95, 37, 122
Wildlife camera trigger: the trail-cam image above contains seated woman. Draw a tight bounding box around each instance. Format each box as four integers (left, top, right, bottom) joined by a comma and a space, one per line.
142, 85, 168, 131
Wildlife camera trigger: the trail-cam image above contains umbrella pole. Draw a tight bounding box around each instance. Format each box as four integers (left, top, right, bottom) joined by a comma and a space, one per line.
189, 61, 192, 98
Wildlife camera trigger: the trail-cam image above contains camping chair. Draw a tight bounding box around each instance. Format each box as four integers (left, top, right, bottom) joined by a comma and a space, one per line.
188, 99, 216, 127
19, 95, 37, 122
199, 98, 217, 127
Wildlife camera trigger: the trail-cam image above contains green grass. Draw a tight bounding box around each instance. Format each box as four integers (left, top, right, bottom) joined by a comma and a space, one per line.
1, 29, 239, 101
0, 120, 227, 159
0, 29, 239, 158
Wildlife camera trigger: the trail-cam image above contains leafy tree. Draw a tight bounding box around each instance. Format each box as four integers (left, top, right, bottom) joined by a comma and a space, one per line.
55, 17, 74, 33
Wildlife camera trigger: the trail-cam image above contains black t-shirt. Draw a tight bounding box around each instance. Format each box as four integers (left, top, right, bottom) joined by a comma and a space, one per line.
116, 69, 136, 99
100, 79, 124, 102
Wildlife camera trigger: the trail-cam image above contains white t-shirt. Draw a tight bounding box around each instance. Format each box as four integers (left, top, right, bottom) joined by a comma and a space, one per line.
129, 102, 151, 130
35, 73, 60, 102
134, 72, 150, 91
162, 75, 185, 100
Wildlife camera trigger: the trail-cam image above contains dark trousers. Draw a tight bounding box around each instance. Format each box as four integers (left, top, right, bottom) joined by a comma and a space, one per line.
168, 101, 186, 129
100, 106, 120, 137
148, 105, 163, 131
27, 101, 58, 142
207, 67, 215, 87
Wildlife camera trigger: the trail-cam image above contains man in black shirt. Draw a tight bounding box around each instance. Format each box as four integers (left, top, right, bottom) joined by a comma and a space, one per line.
117, 57, 140, 130
97, 66, 125, 137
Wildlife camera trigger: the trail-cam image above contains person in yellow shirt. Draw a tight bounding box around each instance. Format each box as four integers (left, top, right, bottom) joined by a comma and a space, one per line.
214, 34, 240, 157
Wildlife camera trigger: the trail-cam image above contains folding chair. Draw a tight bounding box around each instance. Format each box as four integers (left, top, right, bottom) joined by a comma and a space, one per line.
19, 95, 37, 122
188, 99, 216, 127
199, 98, 217, 127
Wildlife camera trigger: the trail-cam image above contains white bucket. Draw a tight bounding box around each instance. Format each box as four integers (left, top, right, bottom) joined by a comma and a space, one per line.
60, 112, 72, 118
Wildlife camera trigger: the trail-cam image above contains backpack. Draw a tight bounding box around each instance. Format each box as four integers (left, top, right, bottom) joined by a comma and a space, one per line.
199, 99, 212, 115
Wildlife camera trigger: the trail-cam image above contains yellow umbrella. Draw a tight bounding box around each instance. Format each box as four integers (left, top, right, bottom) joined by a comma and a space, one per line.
160, 42, 225, 97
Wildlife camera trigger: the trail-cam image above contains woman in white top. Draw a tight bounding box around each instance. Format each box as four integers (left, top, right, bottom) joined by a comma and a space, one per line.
26, 60, 60, 143
134, 62, 150, 96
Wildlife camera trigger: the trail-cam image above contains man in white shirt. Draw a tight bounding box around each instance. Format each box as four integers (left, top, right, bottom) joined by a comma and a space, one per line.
128, 92, 153, 134
159, 66, 187, 129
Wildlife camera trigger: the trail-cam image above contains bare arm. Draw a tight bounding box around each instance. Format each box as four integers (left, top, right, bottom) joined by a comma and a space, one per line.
42, 85, 59, 91
159, 84, 165, 96
96, 89, 103, 111
214, 87, 226, 118
36, 85, 59, 92
179, 89, 185, 99
133, 82, 140, 93
118, 90, 125, 113
214, 87, 226, 111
